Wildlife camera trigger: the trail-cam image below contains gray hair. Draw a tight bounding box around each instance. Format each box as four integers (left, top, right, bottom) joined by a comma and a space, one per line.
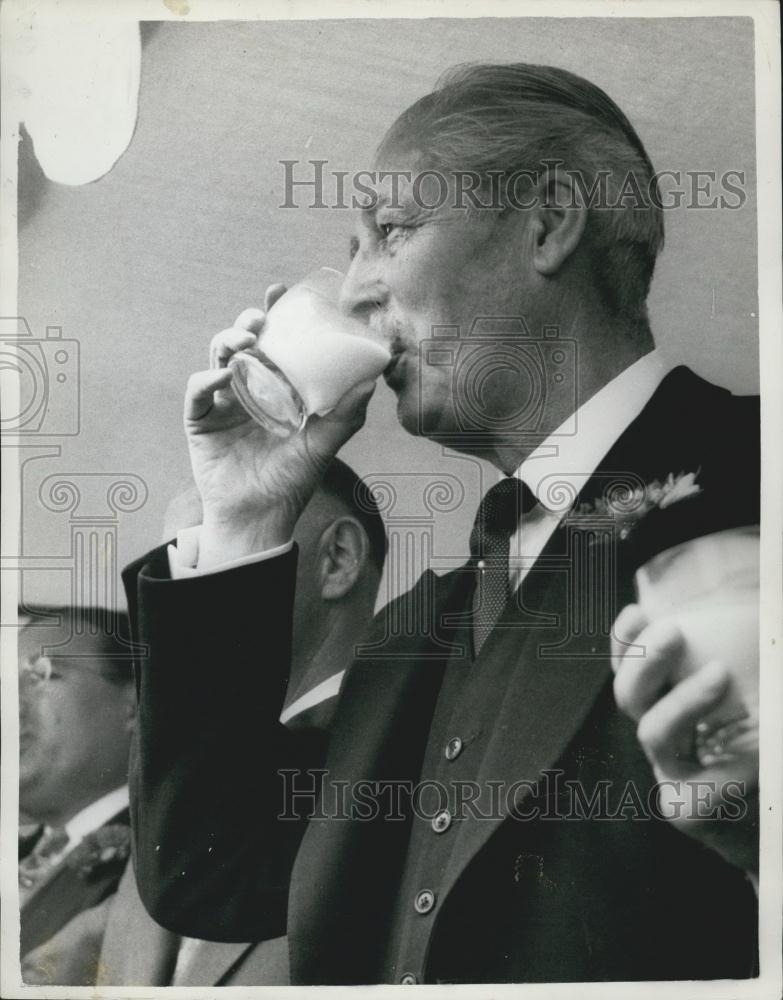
381, 63, 665, 326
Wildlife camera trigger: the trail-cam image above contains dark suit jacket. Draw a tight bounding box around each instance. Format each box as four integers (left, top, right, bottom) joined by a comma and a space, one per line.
126, 368, 759, 984
98, 687, 338, 986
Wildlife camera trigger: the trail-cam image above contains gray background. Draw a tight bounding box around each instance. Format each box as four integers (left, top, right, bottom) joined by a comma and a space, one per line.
16, 16, 758, 611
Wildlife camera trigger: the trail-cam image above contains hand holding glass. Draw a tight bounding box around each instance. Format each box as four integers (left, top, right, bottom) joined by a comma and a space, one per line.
634, 526, 759, 762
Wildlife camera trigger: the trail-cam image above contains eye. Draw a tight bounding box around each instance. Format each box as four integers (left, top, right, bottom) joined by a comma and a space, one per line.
378, 222, 402, 240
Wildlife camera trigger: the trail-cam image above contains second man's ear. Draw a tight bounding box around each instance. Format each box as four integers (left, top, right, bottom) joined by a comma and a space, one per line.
318, 517, 368, 600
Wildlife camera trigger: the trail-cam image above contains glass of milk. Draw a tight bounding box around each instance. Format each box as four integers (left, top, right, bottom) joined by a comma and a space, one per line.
228, 268, 391, 437
634, 525, 759, 764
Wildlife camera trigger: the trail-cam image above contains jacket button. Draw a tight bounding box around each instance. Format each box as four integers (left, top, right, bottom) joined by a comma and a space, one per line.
432, 809, 452, 834
400, 972, 418, 984
444, 737, 463, 761
414, 888, 436, 914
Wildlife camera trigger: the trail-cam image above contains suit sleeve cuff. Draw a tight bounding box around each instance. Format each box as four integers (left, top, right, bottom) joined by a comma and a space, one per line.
167, 525, 294, 578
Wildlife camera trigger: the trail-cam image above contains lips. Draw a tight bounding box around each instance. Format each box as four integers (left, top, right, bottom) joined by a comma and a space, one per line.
383, 352, 405, 389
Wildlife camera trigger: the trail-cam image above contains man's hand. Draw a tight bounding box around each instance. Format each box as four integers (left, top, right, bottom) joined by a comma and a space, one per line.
612, 604, 759, 877
185, 283, 377, 570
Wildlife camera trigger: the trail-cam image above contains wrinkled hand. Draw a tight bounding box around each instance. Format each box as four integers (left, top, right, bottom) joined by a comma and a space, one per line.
185, 284, 376, 568
612, 604, 758, 876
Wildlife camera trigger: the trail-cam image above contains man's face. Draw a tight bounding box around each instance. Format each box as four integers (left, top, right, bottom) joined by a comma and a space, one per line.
340, 140, 537, 446
19, 624, 132, 823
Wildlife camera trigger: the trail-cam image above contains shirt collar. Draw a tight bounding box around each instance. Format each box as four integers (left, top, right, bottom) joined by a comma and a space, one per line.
515, 349, 669, 513
64, 785, 129, 845
279, 670, 345, 726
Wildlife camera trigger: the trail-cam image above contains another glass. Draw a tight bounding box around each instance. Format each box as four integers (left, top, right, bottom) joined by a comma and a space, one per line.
634, 526, 759, 760
228, 267, 391, 436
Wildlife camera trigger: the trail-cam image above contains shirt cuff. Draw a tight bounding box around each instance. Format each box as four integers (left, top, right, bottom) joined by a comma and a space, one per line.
167, 525, 294, 578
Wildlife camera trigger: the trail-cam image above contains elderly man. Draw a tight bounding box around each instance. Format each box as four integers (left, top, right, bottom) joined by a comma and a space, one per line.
18, 606, 135, 985
126, 64, 759, 983
99, 457, 385, 985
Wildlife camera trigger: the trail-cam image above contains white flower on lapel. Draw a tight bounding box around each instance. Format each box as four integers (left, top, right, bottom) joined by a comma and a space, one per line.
561, 470, 702, 539
658, 470, 701, 508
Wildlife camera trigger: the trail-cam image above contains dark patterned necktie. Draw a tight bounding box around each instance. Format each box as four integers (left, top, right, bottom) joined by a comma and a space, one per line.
469, 476, 537, 656
18, 825, 69, 903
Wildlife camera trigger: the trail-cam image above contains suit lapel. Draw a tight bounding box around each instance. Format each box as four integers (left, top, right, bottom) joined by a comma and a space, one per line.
18, 825, 44, 861
439, 548, 615, 906
21, 810, 130, 958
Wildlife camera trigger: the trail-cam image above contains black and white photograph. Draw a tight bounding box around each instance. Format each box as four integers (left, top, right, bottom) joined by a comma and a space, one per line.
1, 1, 781, 996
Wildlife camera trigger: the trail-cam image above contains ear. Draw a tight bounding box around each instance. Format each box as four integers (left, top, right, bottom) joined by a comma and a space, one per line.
528, 173, 588, 276
318, 517, 369, 601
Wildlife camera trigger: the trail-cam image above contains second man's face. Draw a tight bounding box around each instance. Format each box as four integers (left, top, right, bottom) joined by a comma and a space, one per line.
19, 625, 132, 823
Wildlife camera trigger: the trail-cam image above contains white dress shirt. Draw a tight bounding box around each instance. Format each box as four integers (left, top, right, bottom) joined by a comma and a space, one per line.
39, 785, 130, 868
167, 527, 292, 579
64, 785, 130, 847
507, 349, 669, 592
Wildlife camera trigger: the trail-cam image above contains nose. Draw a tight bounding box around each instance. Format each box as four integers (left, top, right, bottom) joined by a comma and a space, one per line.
338, 246, 389, 323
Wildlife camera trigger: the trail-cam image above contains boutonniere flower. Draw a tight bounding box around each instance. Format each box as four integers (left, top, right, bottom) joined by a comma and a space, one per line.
65, 824, 131, 879
561, 471, 702, 540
